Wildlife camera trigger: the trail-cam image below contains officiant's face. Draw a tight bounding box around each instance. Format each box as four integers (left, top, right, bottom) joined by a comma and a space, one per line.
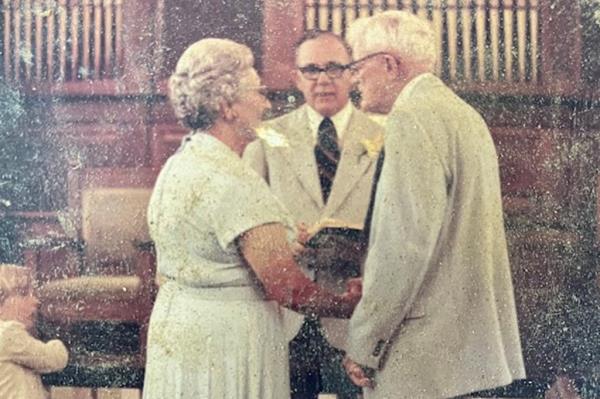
295, 35, 353, 117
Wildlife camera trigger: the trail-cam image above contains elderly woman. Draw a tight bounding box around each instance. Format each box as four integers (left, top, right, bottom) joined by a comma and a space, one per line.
142, 38, 361, 399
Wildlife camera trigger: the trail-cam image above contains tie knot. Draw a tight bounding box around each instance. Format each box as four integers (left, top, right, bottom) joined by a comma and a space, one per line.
319, 117, 334, 131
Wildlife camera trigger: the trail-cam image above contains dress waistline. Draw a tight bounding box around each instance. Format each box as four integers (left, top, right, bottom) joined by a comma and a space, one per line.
160, 280, 267, 302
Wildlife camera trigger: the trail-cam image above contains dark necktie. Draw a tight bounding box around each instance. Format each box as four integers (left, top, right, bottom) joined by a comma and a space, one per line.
363, 149, 385, 241
314, 117, 340, 203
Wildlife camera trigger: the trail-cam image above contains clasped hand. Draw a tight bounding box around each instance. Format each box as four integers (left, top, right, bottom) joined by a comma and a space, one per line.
342, 355, 375, 388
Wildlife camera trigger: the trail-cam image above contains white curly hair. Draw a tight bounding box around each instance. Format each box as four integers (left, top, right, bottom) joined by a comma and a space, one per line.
168, 38, 255, 130
347, 10, 436, 70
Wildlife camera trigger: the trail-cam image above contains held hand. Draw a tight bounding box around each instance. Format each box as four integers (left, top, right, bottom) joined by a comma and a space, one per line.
346, 277, 362, 295
340, 281, 362, 311
296, 222, 311, 246
290, 241, 307, 258
342, 355, 375, 388
291, 222, 313, 258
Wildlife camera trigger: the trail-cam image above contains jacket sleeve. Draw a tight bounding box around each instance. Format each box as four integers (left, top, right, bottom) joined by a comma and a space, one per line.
346, 109, 448, 369
1, 323, 69, 373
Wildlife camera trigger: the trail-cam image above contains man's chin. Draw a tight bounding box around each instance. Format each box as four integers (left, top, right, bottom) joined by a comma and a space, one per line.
360, 99, 380, 114
313, 100, 342, 117
361, 97, 391, 114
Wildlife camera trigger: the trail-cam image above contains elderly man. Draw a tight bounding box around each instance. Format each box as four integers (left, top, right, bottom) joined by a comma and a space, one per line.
244, 31, 383, 399
342, 10, 526, 399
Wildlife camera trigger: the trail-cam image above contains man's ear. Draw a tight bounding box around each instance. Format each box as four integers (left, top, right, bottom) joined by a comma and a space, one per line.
292, 68, 302, 87
384, 54, 401, 77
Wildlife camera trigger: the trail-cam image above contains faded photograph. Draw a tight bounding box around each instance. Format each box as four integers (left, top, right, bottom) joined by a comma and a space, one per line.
1, 1, 600, 398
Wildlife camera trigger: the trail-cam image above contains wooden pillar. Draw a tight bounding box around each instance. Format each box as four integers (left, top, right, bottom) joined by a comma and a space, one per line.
116, 0, 159, 93
262, 0, 305, 89
539, 0, 582, 95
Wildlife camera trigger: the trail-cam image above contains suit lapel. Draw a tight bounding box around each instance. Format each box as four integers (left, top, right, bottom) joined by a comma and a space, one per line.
275, 107, 324, 208
323, 110, 376, 217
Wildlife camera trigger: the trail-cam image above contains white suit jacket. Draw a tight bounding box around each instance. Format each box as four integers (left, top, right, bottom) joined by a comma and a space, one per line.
243, 104, 384, 349
347, 74, 526, 399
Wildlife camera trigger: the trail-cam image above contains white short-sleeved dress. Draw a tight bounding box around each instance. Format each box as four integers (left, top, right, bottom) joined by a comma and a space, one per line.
142, 133, 294, 399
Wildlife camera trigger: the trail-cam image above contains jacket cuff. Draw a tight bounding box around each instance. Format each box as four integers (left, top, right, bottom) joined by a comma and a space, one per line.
346, 336, 387, 370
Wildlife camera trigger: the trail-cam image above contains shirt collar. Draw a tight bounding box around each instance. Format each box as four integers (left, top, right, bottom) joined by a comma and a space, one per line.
306, 101, 354, 146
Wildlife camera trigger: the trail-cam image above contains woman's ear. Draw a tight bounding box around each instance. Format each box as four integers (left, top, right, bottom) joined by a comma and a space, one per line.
219, 100, 238, 122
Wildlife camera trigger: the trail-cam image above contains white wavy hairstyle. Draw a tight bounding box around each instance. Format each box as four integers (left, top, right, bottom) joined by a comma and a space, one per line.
168, 38, 254, 130
347, 10, 436, 70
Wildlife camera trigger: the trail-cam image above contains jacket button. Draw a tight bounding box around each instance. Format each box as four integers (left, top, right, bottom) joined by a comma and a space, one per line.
372, 340, 385, 356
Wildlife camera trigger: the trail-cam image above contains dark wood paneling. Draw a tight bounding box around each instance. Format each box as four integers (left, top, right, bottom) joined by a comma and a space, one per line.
158, 0, 264, 79
51, 100, 150, 167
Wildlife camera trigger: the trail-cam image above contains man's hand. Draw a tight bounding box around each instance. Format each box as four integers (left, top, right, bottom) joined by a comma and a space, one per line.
291, 222, 314, 258
296, 222, 311, 246
343, 355, 375, 388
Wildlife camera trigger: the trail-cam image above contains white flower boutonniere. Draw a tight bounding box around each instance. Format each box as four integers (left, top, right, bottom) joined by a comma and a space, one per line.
256, 127, 290, 148
360, 133, 384, 159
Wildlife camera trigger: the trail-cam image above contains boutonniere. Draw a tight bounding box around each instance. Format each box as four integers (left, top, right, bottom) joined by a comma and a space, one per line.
360, 133, 384, 159
255, 127, 290, 148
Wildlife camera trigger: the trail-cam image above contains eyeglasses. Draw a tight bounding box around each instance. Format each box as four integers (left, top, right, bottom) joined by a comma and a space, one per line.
240, 85, 269, 96
348, 52, 401, 75
297, 62, 350, 80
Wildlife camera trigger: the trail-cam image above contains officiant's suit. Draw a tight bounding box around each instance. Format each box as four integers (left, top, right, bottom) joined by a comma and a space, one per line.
346, 73, 526, 399
244, 102, 383, 397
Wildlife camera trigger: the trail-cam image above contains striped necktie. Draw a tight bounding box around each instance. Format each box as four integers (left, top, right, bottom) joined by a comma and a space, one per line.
314, 117, 340, 203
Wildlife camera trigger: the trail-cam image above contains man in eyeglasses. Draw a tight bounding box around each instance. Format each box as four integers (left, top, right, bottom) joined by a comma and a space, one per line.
342, 11, 525, 399
244, 30, 383, 399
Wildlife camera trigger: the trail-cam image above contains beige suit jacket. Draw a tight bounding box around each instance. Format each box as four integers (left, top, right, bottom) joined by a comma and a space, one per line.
347, 74, 526, 399
243, 104, 384, 349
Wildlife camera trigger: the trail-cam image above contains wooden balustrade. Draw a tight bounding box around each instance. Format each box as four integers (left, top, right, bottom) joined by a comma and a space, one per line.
0, 0, 124, 83
301, 0, 548, 91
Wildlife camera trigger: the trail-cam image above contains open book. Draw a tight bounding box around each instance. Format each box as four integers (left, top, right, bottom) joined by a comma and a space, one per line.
300, 218, 368, 292
305, 218, 364, 250
307, 218, 362, 241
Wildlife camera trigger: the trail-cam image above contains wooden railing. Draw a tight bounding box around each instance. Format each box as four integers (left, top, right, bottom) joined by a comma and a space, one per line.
305, 0, 541, 86
1, 0, 124, 83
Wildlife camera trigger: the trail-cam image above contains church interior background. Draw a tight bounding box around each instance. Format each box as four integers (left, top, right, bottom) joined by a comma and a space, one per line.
1, 0, 600, 397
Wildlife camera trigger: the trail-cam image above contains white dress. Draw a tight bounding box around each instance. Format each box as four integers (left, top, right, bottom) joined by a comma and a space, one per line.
143, 133, 294, 399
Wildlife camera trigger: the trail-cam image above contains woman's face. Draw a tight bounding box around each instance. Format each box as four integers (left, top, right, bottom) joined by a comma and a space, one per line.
231, 69, 271, 139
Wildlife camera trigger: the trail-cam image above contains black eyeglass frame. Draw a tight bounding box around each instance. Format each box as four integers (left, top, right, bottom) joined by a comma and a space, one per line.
347, 52, 401, 75
297, 62, 351, 80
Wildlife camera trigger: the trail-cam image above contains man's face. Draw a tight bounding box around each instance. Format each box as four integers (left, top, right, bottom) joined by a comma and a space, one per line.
295, 36, 353, 117
351, 51, 397, 114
